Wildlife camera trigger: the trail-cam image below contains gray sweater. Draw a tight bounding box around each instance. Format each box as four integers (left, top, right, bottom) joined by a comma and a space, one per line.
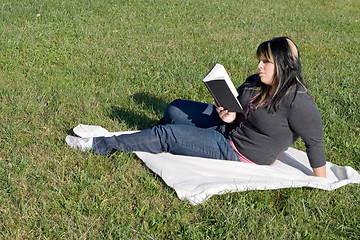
228, 74, 326, 168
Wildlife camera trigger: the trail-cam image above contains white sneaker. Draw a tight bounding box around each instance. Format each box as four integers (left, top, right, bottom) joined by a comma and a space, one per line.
65, 136, 93, 151
73, 124, 110, 138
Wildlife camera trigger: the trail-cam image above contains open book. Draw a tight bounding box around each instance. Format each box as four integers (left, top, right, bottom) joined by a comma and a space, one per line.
202, 63, 243, 112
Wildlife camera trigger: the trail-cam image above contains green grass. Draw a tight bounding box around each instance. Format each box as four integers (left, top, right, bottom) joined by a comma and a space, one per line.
0, 0, 359, 238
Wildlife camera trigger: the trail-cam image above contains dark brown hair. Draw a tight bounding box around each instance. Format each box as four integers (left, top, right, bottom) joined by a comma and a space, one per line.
254, 37, 307, 113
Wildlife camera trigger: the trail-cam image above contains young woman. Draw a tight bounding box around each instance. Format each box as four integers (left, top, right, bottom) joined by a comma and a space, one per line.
66, 37, 327, 178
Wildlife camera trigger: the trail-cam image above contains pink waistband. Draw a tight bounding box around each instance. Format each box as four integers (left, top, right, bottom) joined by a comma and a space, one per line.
229, 138, 256, 164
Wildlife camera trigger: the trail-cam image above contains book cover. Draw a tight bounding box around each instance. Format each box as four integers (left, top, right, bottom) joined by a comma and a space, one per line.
203, 63, 243, 112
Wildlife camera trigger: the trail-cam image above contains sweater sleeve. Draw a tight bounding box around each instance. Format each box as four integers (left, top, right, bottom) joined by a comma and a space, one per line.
288, 93, 326, 168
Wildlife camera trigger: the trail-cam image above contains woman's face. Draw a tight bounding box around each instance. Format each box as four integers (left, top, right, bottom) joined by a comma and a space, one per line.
258, 59, 275, 86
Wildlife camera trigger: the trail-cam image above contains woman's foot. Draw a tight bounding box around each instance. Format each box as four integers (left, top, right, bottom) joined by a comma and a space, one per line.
65, 136, 93, 151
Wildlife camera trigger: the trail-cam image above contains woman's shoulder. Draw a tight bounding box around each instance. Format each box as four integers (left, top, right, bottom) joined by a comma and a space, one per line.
237, 74, 260, 92
287, 87, 317, 110
245, 73, 261, 84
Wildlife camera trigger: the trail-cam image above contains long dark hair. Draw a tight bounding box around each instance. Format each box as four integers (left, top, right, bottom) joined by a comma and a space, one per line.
254, 37, 307, 113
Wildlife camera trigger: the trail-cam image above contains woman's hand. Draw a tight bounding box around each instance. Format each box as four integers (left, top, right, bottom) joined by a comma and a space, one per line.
312, 165, 326, 178
214, 101, 236, 123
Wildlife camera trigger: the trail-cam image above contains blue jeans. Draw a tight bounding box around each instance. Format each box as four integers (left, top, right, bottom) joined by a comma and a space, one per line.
92, 99, 240, 161
157, 99, 222, 129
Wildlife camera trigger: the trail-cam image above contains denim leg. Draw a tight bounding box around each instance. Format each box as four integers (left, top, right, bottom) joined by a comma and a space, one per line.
92, 124, 240, 161
93, 128, 162, 155
157, 99, 222, 130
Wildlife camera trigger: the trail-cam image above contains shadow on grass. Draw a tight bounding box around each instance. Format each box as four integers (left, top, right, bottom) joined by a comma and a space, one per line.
109, 92, 169, 130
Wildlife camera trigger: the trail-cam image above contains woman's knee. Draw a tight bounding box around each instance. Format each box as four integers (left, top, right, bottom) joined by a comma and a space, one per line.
167, 99, 184, 109
163, 99, 184, 123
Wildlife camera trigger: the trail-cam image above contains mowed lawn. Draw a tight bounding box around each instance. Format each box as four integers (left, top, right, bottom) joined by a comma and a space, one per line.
0, 0, 359, 239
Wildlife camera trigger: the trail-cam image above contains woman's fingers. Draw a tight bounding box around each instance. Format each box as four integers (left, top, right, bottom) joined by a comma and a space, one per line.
217, 107, 225, 113
213, 100, 218, 107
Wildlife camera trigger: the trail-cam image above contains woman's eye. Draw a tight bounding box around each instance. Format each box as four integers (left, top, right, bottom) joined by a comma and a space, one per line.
258, 59, 269, 64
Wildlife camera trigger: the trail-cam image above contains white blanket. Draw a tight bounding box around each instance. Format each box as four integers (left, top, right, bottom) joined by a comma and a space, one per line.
73, 124, 360, 205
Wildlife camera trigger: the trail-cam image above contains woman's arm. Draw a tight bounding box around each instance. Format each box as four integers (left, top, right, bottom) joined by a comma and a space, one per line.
313, 165, 326, 178
288, 94, 327, 173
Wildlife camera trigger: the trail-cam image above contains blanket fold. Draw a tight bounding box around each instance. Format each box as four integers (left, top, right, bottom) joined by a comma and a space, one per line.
72, 124, 360, 205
